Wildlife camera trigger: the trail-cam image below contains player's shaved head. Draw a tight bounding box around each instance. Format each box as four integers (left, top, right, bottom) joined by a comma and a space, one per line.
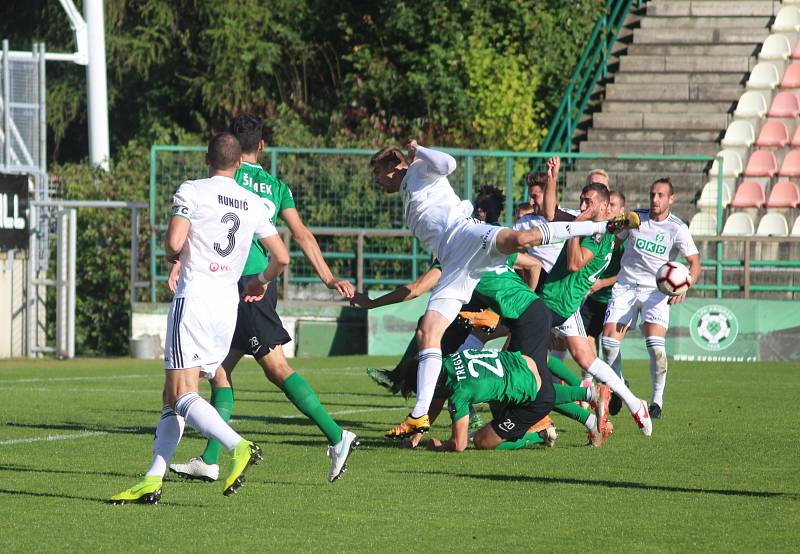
651, 177, 674, 195
207, 132, 242, 171
228, 113, 263, 154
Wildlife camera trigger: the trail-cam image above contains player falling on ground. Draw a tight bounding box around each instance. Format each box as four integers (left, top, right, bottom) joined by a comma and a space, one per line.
406, 349, 609, 452
111, 133, 290, 504
600, 178, 700, 420
169, 114, 358, 484
371, 143, 638, 438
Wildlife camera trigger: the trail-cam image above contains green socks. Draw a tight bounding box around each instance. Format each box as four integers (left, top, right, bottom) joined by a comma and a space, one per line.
554, 383, 589, 404
200, 386, 234, 465
496, 432, 545, 450
553, 402, 591, 426
282, 372, 343, 446
547, 355, 581, 386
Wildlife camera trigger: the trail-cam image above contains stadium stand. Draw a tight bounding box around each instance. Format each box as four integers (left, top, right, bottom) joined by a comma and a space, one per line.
766, 179, 800, 207
747, 62, 781, 89
697, 180, 733, 212
722, 212, 756, 236
734, 90, 769, 119
689, 212, 717, 235
756, 211, 790, 235
768, 90, 800, 117
779, 62, 800, 87
732, 180, 767, 209
755, 120, 790, 147
779, 149, 800, 177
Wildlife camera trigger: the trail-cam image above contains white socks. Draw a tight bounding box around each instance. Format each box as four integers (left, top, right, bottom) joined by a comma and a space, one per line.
586, 357, 640, 413
539, 221, 606, 244
458, 334, 485, 352
646, 336, 668, 407
146, 405, 185, 477
600, 336, 622, 377
411, 348, 443, 418
175, 392, 242, 452
585, 413, 597, 432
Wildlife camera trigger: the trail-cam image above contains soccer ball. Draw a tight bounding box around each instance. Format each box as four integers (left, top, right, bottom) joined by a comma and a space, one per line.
656, 261, 691, 297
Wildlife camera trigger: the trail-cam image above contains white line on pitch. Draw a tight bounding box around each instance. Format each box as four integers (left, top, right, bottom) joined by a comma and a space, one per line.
0, 374, 156, 384
277, 406, 405, 419
0, 431, 109, 446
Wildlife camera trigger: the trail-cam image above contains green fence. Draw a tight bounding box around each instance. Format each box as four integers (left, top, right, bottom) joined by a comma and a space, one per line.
150, 145, 800, 302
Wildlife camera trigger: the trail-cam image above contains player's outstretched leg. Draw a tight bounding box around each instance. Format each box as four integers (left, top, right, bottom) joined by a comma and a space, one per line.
327, 430, 359, 482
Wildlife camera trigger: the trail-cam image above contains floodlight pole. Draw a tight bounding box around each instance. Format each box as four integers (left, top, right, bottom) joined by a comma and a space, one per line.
84, 0, 110, 171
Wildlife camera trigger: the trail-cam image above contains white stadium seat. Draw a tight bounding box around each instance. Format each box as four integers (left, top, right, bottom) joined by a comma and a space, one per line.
721, 212, 755, 236
689, 212, 718, 235
746, 62, 781, 90
756, 212, 790, 236
733, 90, 769, 119
721, 120, 756, 148
709, 149, 743, 178
759, 34, 793, 61
773, 6, 800, 33
697, 180, 733, 212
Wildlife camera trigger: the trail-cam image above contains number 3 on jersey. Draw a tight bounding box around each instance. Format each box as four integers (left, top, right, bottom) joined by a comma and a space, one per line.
463, 350, 504, 378
214, 212, 240, 257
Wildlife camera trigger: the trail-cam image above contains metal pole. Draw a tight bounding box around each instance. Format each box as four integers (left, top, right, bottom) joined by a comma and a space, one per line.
68, 208, 76, 358
282, 230, 291, 301
743, 239, 750, 299
56, 210, 67, 357
38, 42, 47, 172
3, 40, 10, 167
464, 156, 474, 200
270, 149, 279, 178
26, 201, 37, 357
715, 157, 724, 299
356, 232, 365, 293
504, 157, 514, 227
84, 0, 110, 170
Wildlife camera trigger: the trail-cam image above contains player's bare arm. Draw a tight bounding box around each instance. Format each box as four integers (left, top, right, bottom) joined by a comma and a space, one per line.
281, 207, 355, 298
668, 253, 701, 305
350, 267, 442, 309
426, 415, 469, 452
241, 234, 290, 301
164, 216, 191, 263
513, 252, 542, 290
168, 261, 181, 293
566, 237, 596, 272
542, 156, 560, 221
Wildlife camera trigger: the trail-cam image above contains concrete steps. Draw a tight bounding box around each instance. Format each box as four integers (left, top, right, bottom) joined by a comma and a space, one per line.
613, 72, 744, 85
588, 128, 723, 142
605, 83, 744, 101
579, 140, 720, 156
600, 101, 733, 114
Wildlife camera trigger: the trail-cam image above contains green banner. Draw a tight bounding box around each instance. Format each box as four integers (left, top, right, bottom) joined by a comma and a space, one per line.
368, 295, 800, 362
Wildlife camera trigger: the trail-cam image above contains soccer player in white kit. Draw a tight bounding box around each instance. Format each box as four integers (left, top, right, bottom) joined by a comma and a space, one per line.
600, 178, 700, 420
111, 133, 290, 504
371, 141, 639, 438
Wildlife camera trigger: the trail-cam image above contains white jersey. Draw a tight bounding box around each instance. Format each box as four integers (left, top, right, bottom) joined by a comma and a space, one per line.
513, 207, 581, 272
616, 209, 698, 287
171, 175, 277, 299
400, 146, 472, 258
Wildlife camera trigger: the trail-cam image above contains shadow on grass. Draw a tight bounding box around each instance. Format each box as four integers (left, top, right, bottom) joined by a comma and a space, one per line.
0, 463, 130, 479
0, 487, 205, 507
6, 421, 152, 436
412, 470, 800, 500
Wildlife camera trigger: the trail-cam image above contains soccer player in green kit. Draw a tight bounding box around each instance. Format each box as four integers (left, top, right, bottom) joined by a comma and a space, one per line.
410, 349, 605, 452
169, 114, 358, 483
538, 184, 652, 436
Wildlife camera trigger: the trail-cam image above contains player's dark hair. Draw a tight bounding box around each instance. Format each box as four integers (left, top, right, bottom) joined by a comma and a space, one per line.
474, 185, 505, 224
207, 132, 242, 170
652, 177, 674, 195
370, 147, 407, 167
581, 182, 610, 202
525, 171, 547, 190
610, 190, 626, 205
228, 113, 263, 154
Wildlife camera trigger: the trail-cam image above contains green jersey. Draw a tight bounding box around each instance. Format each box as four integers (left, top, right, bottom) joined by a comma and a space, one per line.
473, 253, 539, 320
541, 232, 614, 318
234, 161, 296, 276
442, 350, 539, 421
590, 241, 625, 304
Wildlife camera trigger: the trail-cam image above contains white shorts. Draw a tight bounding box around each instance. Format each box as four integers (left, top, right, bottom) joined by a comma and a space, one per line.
552, 310, 587, 338
604, 284, 669, 331
164, 295, 238, 378
429, 218, 506, 307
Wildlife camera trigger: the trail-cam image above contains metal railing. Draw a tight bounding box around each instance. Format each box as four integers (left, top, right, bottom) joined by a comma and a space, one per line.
539, 0, 645, 156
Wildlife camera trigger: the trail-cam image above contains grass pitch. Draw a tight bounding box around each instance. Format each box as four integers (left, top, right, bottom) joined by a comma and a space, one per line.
0, 355, 797, 552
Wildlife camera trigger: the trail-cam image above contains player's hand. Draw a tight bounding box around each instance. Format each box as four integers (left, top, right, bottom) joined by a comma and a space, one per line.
588, 280, 602, 294
327, 278, 355, 298
405, 139, 418, 161
349, 292, 373, 309
546, 156, 560, 180
426, 437, 443, 451
405, 433, 424, 449
668, 292, 687, 305
575, 207, 593, 222
168, 261, 181, 294
241, 276, 268, 302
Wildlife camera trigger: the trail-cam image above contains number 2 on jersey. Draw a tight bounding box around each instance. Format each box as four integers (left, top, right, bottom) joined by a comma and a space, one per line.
214, 212, 240, 257
463, 350, 504, 378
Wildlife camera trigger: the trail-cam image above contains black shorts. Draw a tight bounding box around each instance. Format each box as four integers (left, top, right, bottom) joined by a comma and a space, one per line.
506, 298, 552, 373
490, 396, 553, 441
229, 277, 291, 359
580, 297, 608, 338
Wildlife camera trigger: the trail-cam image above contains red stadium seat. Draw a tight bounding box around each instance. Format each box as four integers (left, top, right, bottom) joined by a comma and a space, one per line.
779, 150, 800, 177
768, 91, 800, 117
755, 120, 790, 147
766, 180, 800, 208
791, 126, 800, 147
743, 150, 778, 177
781, 63, 800, 88
731, 181, 766, 208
